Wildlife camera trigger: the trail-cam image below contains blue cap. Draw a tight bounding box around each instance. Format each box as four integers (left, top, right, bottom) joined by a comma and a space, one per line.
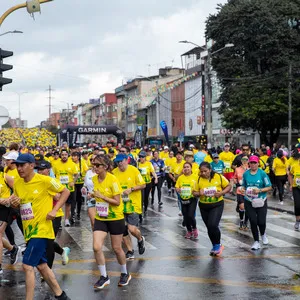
115, 153, 128, 162
13, 153, 35, 164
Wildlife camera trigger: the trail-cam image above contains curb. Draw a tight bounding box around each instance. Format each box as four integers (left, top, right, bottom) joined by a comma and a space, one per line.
224, 196, 294, 215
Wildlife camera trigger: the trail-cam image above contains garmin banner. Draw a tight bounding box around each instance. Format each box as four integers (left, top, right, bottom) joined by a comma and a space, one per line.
160, 120, 170, 146
57, 125, 126, 146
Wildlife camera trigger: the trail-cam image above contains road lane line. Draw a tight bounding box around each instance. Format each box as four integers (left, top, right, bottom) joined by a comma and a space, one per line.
142, 224, 206, 248
224, 224, 299, 248
267, 223, 300, 241
147, 207, 168, 217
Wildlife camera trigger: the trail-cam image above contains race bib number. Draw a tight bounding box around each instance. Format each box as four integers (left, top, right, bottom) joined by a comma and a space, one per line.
204, 187, 217, 197
96, 202, 109, 217
139, 168, 147, 175
20, 203, 34, 221
246, 187, 258, 198
296, 178, 300, 187
224, 162, 231, 169
154, 166, 160, 173
165, 166, 170, 173
181, 187, 191, 198
59, 175, 69, 184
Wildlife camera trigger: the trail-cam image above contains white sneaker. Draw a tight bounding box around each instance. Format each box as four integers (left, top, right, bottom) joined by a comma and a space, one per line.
294, 222, 300, 231
251, 241, 261, 250
62, 247, 70, 265
278, 201, 283, 205
64, 219, 70, 227
261, 234, 269, 245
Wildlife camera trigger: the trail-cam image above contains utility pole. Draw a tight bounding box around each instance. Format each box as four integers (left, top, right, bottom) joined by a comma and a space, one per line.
288, 63, 292, 153
156, 80, 160, 137
206, 51, 213, 148
46, 85, 53, 124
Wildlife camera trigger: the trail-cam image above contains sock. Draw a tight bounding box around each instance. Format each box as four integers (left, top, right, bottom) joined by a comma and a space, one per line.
98, 265, 107, 277
120, 264, 127, 274
239, 209, 244, 220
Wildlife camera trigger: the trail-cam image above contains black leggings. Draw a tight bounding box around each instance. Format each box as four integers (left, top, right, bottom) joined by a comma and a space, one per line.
199, 201, 224, 245
47, 217, 64, 269
275, 175, 287, 202
5, 209, 23, 246
151, 177, 163, 203
75, 183, 84, 216
143, 182, 152, 212
244, 200, 267, 241
181, 197, 197, 231
165, 174, 175, 190
292, 187, 300, 216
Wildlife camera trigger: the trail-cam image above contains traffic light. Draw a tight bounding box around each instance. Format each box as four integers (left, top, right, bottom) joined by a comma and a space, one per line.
0, 49, 13, 91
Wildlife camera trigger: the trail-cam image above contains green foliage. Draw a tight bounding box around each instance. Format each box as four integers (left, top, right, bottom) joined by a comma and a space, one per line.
206, 0, 300, 144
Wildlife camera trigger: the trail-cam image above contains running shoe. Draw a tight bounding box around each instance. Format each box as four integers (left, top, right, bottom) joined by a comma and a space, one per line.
261, 234, 269, 245
118, 273, 131, 287
70, 217, 75, 224
94, 276, 110, 289
239, 220, 244, 230
168, 189, 171, 196
295, 221, 300, 231
209, 244, 218, 256
158, 201, 163, 207
185, 231, 192, 239
138, 236, 145, 255
214, 244, 224, 256
77, 214, 81, 220
143, 210, 147, 217
178, 211, 183, 217
192, 228, 198, 239
278, 201, 283, 205
10, 245, 20, 265
3, 249, 11, 256
54, 291, 71, 300
64, 219, 70, 227
125, 250, 135, 260
0, 266, 3, 275
251, 241, 261, 250
62, 247, 71, 265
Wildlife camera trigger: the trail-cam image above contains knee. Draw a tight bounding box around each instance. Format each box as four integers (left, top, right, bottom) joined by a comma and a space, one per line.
36, 263, 48, 273
23, 264, 34, 273
112, 245, 123, 255
93, 243, 103, 253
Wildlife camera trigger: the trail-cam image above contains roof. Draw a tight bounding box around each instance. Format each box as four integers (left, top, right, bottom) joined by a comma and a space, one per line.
181, 46, 206, 57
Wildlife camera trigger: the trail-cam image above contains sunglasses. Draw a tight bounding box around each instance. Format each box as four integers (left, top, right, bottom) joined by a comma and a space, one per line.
119, 150, 126, 153
93, 163, 105, 168
242, 148, 249, 151
249, 161, 258, 164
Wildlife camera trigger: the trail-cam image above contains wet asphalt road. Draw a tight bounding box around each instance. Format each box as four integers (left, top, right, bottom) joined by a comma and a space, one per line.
2, 189, 300, 300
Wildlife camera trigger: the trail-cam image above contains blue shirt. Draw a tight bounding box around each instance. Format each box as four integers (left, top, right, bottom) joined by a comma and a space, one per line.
242, 168, 271, 201
194, 151, 206, 166
150, 159, 165, 177
211, 160, 225, 174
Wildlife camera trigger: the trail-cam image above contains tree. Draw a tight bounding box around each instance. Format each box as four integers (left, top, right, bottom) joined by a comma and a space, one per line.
206, 0, 300, 145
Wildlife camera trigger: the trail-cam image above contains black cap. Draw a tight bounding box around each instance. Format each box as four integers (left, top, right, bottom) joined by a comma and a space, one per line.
34, 154, 44, 161
36, 160, 52, 170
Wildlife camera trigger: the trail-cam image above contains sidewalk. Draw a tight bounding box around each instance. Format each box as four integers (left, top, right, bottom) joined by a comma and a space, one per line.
225, 192, 295, 215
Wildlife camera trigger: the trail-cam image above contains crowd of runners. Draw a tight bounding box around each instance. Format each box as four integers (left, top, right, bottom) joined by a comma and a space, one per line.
0, 139, 299, 299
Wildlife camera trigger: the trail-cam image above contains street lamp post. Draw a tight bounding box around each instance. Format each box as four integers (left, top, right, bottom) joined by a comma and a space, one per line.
179, 41, 234, 147
0, 30, 23, 37
14, 91, 27, 127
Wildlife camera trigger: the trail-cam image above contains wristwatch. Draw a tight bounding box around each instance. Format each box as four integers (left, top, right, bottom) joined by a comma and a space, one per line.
131, 187, 135, 192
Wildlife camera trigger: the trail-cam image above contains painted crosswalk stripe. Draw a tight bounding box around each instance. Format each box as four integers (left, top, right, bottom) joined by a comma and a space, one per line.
65, 226, 109, 252
142, 225, 206, 249
267, 223, 300, 241
147, 207, 169, 217
223, 224, 299, 248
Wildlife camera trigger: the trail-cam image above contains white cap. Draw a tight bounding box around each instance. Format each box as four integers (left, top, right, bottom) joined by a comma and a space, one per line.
164, 146, 169, 150
189, 144, 195, 148
3, 151, 18, 160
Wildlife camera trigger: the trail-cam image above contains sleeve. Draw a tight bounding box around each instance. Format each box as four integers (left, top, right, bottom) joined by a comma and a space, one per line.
47, 177, 65, 196
111, 176, 122, 196
73, 163, 79, 175
193, 177, 200, 191
242, 172, 247, 188
135, 168, 145, 185
290, 165, 294, 175
220, 175, 229, 189
175, 176, 181, 188
261, 171, 271, 187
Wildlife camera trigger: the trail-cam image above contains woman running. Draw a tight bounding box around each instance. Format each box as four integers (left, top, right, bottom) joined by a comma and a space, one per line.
175, 162, 198, 239
241, 155, 272, 250
193, 162, 231, 256
272, 150, 287, 205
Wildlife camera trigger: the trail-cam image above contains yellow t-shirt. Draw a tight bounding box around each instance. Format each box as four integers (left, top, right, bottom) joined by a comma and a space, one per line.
0, 173, 11, 199
175, 174, 198, 200
138, 161, 154, 184
260, 155, 269, 173
92, 172, 124, 221
272, 157, 287, 176
4, 167, 20, 180
74, 159, 89, 185
112, 165, 145, 214
159, 151, 169, 161
170, 160, 186, 178
219, 151, 235, 173
290, 163, 300, 188
13, 173, 65, 242
204, 155, 212, 163
196, 173, 229, 204
52, 160, 79, 192
165, 157, 176, 174
191, 162, 199, 176
146, 155, 153, 162
287, 157, 298, 170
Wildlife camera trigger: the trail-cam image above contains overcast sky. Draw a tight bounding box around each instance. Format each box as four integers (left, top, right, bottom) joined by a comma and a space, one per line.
0, 0, 227, 127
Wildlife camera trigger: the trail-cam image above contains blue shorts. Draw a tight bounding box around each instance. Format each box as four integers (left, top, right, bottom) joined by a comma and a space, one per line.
23, 238, 48, 267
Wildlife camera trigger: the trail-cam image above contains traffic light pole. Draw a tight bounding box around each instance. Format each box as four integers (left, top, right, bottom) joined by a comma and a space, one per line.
0, 0, 53, 27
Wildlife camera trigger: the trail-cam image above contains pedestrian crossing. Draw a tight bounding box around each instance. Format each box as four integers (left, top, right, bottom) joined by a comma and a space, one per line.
64, 218, 300, 253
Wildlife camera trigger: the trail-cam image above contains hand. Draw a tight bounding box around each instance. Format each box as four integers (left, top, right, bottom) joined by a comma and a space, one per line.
253, 187, 260, 194
94, 190, 105, 200
46, 210, 57, 220
240, 187, 245, 194
155, 178, 158, 184
214, 191, 223, 198
290, 186, 293, 192
0, 198, 10, 206
9, 194, 20, 208
199, 189, 205, 196
123, 188, 132, 196
69, 182, 75, 188
53, 193, 60, 201
176, 188, 181, 194
87, 192, 92, 200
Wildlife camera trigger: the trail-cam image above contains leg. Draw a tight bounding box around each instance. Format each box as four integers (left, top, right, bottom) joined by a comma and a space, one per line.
23, 264, 36, 300
76, 184, 84, 218
181, 202, 191, 231
151, 180, 156, 204
88, 207, 96, 229
127, 224, 142, 241
70, 191, 76, 220
93, 230, 108, 266
65, 203, 71, 221
205, 202, 224, 245
46, 239, 55, 269
187, 199, 197, 230
244, 200, 259, 241
157, 177, 163, 203
111, 234, 127, 266
257, 201, 268, 236
0, 221, 7, 265
293, 188, 300, 221
144, 183, 152, 212
276, 176, 284, 202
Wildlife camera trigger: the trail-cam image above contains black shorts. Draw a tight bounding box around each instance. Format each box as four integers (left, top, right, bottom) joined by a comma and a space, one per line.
124, 213, 140, 227
66, 191, 75, 204
0, 205, 11, 223
237, 194, 245, 204
93, 219, 125, 235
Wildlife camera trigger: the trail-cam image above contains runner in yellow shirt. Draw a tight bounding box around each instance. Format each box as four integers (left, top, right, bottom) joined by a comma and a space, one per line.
219, 143, 235, 194
165, 151, 176, 195
10, 153, 71, 300
159, 146, 170, 161
91, 155, 131, 289
113, 154, 146, 260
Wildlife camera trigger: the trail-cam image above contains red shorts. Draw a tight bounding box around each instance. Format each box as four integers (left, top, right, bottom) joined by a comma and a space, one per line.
224, 172, 234, 180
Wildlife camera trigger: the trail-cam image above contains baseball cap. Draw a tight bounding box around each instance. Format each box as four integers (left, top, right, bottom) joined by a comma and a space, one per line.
3, 151, 19, 160
12, 153, 35, 164
212, 153, 219, 159
189, 144, 195, 148
224, 142, 230, 147
36, 160, 52, 170
164, 146, 169, 150
114, 153, 128, 162
138, 151, 147, 158
34, 154, 44, 161
108, 148, 115, 154
249, 155, 259, 163
184, 150, 194, 157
